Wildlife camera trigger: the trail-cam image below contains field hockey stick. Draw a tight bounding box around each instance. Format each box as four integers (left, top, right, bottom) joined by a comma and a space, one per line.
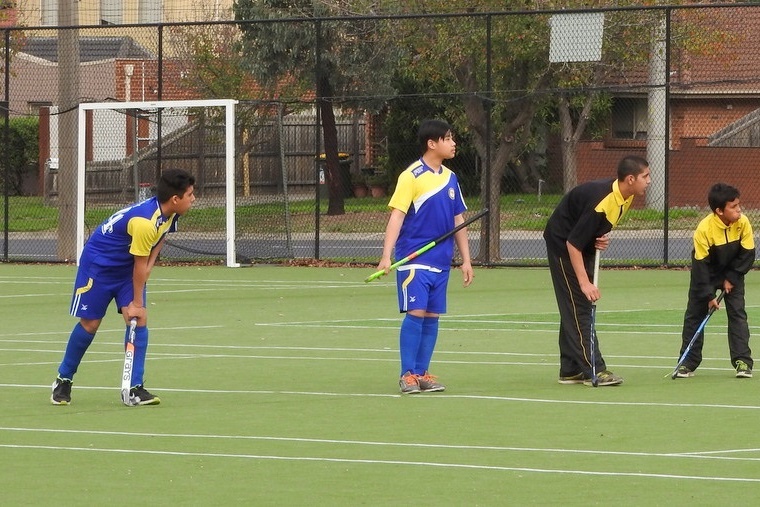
589, 249, 601, 387
364, 208, 489, 283
668, 290, 725, 380
120, 318, 137, 405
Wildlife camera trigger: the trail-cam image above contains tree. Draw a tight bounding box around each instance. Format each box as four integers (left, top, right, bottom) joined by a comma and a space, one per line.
387, 1, 733, 259
379, 1, 553, 260
548, 6, 652, 192
233, 0, 399, 215
168, 8, 299, 197
547, 2, 735, 207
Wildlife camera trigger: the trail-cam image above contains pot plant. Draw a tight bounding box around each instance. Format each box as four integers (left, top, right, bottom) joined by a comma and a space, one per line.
366, 172, 388, 198
350, 172, 368, 198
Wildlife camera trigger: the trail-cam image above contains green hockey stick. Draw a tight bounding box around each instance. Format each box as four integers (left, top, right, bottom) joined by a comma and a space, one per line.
364, 208, 488, 283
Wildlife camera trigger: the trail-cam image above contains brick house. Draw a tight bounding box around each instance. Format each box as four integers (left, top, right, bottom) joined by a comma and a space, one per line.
577, 7, 760, 208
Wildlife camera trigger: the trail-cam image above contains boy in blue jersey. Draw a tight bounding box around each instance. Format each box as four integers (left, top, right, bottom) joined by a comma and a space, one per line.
377, 119, 474, 394
543, 156, 650, 387
51, 169, 196, 406
675, 183, 755, 379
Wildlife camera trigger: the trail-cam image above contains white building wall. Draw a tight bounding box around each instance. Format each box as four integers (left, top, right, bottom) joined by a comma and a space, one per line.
32, 0, 234, 26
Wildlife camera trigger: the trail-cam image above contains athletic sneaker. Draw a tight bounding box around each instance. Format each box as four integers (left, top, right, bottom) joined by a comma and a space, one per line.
128, 385, 161, 406
416, 372, 445, 392
558, 373, 587, 385
399, 371, 421, 394
675, 366, 695, 378
735, 360, 753, 378
583, 370, 623, 386
51, 376, 73, 405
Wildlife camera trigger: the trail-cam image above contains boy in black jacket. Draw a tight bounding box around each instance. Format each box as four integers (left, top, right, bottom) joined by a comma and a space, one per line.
675, 183, 755, 379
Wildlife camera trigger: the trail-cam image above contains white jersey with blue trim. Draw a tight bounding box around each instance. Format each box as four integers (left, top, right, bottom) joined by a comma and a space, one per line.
388, 159, 467, 270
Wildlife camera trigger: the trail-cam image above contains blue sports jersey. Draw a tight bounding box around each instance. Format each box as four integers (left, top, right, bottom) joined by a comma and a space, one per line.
79, 197, 179, 273
388, 159, 467, 270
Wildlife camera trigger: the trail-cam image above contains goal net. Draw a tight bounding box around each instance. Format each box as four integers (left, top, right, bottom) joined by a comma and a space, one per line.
76, 99, 240, 267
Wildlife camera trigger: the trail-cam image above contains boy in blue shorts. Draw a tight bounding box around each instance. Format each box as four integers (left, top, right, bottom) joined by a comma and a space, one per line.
376, 119, 474, 394
51, 168, 196, 406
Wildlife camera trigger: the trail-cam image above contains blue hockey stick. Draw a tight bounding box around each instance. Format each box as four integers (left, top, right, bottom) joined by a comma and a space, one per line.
668, 290, 725, 379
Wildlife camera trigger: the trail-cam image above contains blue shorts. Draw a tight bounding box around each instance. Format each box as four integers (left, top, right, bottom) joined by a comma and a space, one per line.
396, 266, 449, 314
69, 264, 146, 319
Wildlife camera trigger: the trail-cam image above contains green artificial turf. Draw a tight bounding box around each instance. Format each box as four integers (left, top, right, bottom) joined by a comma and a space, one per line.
1, 263, 759, 505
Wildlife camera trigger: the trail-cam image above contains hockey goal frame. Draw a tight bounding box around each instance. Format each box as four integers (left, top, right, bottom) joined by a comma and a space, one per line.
77, 99, 239, 267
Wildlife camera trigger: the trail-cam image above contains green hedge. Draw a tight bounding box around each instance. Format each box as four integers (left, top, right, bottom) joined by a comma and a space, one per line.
1, 116, 39, 195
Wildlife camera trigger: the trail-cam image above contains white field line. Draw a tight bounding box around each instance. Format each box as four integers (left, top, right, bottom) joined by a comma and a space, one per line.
0, 346, 740, 374
0, 292, 70, 299
3, 425, 760, 465
5, 271, 760, 313
0, 337, 721, 361
0, 278, 376, 299
0, 357, 740, 376
4, 383, 760, 410
1, 321, 739, 337
0, 325, 223, 338
0, 342, 678, 361
0, 277, 369, 286
3, 426, 759, 462
0, 339, 739, 373
250, 319, 760, 333
0, 286, 363, 298
0, 441, 758, 483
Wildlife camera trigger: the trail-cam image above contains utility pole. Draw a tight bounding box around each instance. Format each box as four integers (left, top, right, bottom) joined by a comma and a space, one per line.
57, 1, 80, 261
646, 14, 667, 211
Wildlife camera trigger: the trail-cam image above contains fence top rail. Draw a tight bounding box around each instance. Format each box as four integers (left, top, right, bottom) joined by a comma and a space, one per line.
2, 2, 757, 34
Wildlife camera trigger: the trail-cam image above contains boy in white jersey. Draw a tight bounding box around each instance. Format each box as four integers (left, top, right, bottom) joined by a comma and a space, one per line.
376, 119, 474, 394
51, 169, 195, 406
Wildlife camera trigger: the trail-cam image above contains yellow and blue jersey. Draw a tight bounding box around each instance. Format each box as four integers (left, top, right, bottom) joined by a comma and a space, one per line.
388, 159, 467, 270
80, 197, 178, 273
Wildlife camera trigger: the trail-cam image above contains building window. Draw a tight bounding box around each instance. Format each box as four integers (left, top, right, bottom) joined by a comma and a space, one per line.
138, 0, 162, 23
29, 101, 53, 115
611, 98, 648, 139
41, 0, 56, 26
100, 0, 122, 25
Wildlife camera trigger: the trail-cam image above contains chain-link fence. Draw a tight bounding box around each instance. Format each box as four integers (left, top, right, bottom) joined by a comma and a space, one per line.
2, 4, 760, 266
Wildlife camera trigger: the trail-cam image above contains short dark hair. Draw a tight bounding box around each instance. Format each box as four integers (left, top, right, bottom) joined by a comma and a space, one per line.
156, 169, 195, 203
708, 182, 740, 211
417, 119, 453, 155
617, 155, 649, 180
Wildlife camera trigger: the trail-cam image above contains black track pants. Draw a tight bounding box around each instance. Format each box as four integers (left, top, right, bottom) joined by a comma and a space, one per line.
547, 251, 607, 378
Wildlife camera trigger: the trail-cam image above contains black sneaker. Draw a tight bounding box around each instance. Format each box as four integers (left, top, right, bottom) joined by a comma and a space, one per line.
583, 370, 623, 386
127, 385, 161, 406
51, 377, 73, 405
735, 360, 753, 378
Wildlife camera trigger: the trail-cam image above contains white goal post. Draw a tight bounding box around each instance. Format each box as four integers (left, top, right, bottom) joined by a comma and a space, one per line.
77, 99, 239, 267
